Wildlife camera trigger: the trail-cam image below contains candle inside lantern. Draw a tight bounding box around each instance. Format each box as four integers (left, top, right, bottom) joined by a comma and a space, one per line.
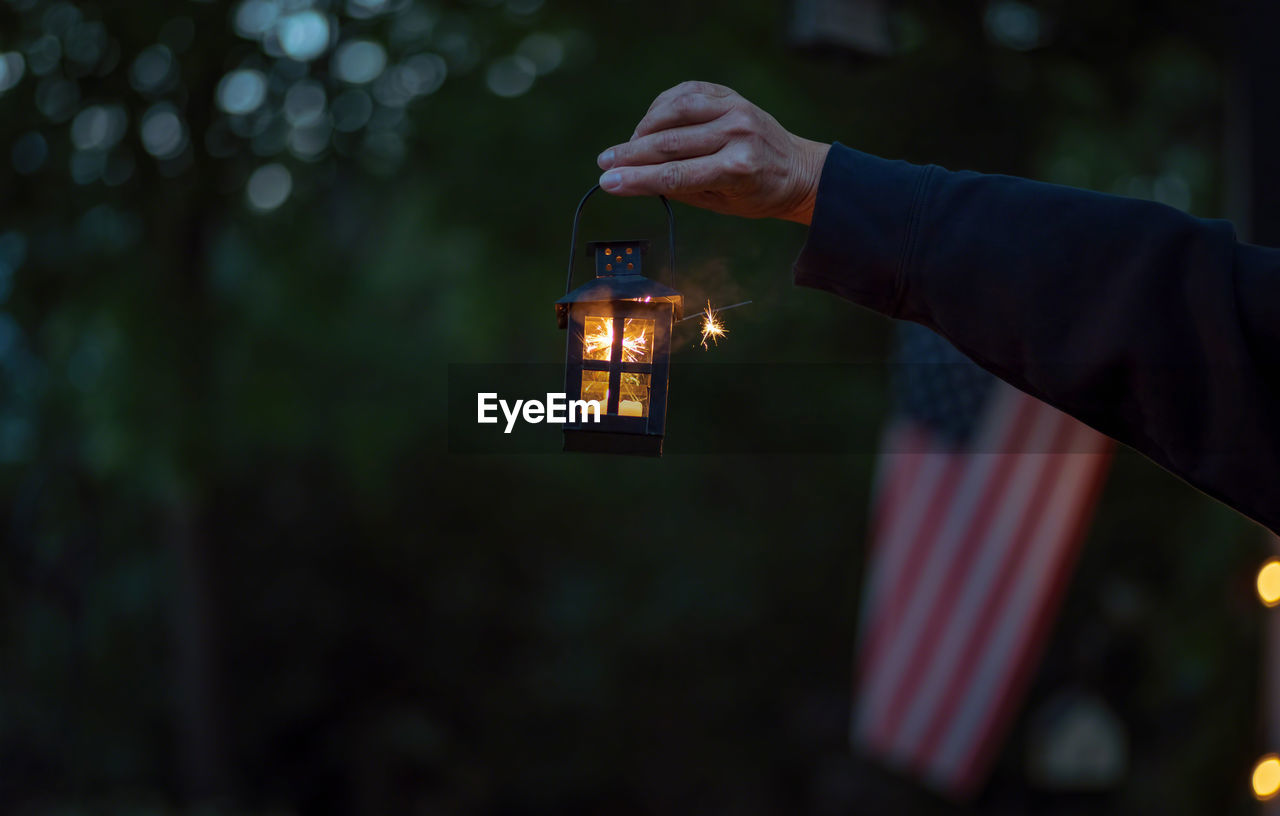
619, 371, 650, 418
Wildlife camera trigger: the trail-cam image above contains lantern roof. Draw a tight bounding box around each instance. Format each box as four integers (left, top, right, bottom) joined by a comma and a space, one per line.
555, 274, 684, 329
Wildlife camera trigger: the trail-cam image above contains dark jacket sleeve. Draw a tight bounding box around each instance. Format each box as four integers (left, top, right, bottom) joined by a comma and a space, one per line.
793, 142, 1280, 534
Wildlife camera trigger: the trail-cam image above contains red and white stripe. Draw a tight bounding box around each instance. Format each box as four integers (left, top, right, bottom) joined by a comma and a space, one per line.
852, 383, 1113, 798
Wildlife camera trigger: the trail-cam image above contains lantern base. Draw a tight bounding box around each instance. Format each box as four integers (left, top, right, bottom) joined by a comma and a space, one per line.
563, 430, 663, 457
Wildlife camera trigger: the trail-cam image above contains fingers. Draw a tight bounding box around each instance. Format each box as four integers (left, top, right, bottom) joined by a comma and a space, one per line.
599, 155, 727, 197
595, 82, 747, 201
598, 122, 729, 170
632, 88, 737, 141
642, 81, 735, 120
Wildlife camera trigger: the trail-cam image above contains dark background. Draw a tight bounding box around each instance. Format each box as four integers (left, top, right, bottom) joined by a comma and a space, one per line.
0, 0, 1274, 813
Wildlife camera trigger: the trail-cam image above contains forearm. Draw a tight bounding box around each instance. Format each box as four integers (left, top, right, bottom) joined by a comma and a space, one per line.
794, 143, 1280, 531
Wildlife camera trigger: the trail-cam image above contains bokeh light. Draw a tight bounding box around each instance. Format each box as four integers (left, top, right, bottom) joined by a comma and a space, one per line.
140, 104, 187, 159
371, 70, 409, 107
289, 120, 331, 160
1253, 755, 1280, 800
0, 52, 28, 92
71, 105, 128, 152
35, 76, 79, 121
70, 150, 105, 185
24, 35, 60, 76
277, 10, 331, 62
516, 33, 562, 75
42, 2, 82, 37
1258, 558, 1280, 607
485, 55, 536, 98
985, 0, 1044, 51
64, 20, 108, 67
246, 163, 292, 211
333, 40, 386, 84
401, 53, 447, 96
217, 69, 268, 115
234, 0, 280, 39
283, 79, 327, 127
130, 44, 175, 95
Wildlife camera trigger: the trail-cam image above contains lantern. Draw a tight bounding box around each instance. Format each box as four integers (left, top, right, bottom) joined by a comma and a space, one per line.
555, 186, 684, 456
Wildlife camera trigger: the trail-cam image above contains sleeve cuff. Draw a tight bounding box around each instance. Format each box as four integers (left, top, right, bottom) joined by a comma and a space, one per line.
791, 142, 934, 318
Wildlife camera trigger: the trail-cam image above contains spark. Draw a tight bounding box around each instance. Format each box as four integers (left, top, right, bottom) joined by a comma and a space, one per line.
583, 318, 648, 363
699, 300, 727, 350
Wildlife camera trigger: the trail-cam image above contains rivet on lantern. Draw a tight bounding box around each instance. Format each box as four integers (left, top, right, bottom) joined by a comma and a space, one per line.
554, 186, 684, 456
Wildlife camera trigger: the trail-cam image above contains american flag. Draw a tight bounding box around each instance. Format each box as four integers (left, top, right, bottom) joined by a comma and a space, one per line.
852, 324, 1114, 798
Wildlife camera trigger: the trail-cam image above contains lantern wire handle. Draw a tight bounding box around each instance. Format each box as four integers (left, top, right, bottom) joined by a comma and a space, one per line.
564, 185, 677, 296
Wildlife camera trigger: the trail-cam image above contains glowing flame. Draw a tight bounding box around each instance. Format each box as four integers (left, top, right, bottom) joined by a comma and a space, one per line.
699, 300, 727, 349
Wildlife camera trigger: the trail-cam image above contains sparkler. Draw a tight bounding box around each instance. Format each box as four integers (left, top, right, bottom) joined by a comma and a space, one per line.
676, 299, 753, 323
677, 299, 751, 349
699, 301, 726, 349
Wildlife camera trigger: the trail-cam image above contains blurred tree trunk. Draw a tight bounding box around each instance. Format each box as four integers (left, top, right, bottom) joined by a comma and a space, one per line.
164, 50, 228, 797
166, 202, 231, 802
168, 502, 227, 801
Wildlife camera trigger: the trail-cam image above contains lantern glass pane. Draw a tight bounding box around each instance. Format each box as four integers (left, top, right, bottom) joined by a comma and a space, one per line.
618, 372, 650, 418
621, 318, 654, 363
580, 370, 609, 408
583, 316, 614, 361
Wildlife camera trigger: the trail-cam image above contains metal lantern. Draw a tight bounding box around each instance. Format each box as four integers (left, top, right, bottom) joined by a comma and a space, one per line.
555, 186, 684, 456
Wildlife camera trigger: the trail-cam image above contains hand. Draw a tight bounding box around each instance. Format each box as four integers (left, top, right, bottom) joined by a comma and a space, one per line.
595, 81, 830, 225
